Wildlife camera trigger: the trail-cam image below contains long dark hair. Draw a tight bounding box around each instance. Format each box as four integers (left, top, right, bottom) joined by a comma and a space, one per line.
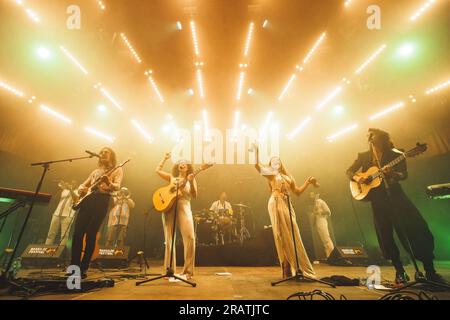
98, 147, 117, 169
171, 161, 194, 177
369, 128, 394, 152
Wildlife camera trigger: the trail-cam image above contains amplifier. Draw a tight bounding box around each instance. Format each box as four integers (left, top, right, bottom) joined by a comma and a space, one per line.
20, 244, 66, 267
94, 246, 130, 268
327, 246, 369, 266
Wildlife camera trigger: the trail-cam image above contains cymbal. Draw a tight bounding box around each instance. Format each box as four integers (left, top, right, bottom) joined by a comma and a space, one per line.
232, 203, 250, 208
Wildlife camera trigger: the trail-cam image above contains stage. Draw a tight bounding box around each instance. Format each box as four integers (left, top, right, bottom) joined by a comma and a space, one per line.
2, 261, 450, 300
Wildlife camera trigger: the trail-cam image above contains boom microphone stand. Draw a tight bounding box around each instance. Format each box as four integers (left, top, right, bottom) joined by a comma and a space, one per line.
136, 180, 196, 287
369, 141, 450, 291
271, 185, 334, 288
0, 154, 94, 291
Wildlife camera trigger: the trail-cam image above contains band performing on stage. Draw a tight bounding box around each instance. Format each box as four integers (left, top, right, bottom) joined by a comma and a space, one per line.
3, 127, 439, 288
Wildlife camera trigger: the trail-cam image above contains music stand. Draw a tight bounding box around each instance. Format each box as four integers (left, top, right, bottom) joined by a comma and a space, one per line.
136, 181, 196, 287
0, 155, 94, 291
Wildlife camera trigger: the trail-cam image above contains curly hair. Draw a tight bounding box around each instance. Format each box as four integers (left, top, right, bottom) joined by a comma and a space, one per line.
368, 128, 395, 151
97, 147, 117, 169
171, 161, 194, 177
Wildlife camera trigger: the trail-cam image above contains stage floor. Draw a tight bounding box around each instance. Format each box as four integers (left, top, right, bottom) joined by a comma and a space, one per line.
2, 261, 450, 300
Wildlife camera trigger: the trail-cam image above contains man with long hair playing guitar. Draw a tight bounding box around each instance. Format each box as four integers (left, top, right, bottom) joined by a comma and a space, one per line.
70, 147, 123, 279
347, 128, 445, 286
155, 152, 204, 281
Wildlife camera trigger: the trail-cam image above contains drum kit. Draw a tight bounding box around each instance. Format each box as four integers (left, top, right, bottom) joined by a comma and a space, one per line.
194, 203, 254, 246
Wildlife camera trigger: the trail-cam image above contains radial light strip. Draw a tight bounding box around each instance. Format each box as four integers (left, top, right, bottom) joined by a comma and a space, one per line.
190, 21, 200, 56
316, 86, 343, 110
99, 86, 123, 111
236, 71, 245, 101
326, 123, 359, 142
0, 80, 25, 97
60, 46, 89, 75
85, 127, 115, 143
40, 104, 72, 124
288, 116, 312, 139
303, 32, 326, 65
131, 119, 153, 143
120, 33, 142, 64
410, 0, 436, 21
369, 102, 405, 121
196, 69, 205, 98
425, 79, 450, 95
354, 44, 387, 75
278, 74, 296, 101
14, 1, 41, 23
243, 22, 255, 57
148, 76, 164, 103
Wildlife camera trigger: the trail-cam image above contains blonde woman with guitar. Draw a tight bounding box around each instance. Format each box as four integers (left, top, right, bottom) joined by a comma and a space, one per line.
155, 152, 200, 281
253, 144, 317, 280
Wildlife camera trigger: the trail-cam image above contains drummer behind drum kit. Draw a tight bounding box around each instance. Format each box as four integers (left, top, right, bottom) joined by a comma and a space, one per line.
194, 203, 254, 246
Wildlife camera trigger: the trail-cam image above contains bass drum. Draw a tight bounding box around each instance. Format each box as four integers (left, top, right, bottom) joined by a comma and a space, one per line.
195, 219, 217, 246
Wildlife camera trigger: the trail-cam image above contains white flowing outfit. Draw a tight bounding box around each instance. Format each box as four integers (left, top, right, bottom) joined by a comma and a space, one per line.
267, 173, 315, 278
162, 177, 196, 276
312, 199, 335, 258
45, 189, 77, 246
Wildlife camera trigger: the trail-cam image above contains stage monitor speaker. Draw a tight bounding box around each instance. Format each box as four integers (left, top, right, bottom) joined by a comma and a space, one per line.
327, 246, 369, 266
94, 246, 130, 268
20, 244, 66, 268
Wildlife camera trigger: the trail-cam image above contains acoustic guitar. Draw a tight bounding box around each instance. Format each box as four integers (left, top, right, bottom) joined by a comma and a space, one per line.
350, 143, 427, 200
153, 163, 213, 213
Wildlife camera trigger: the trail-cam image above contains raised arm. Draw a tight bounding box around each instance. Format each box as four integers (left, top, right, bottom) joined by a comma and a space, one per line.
156, 152, 172, 182
254, 143, 262, 173
292, 176, 315, 196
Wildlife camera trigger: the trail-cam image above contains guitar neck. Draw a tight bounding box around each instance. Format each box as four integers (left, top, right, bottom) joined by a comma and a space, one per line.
372, 153, 406, 179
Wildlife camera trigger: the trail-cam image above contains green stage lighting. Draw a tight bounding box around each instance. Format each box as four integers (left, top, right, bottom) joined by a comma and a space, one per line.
396, 43, 416, 59
36, 47, 52, 60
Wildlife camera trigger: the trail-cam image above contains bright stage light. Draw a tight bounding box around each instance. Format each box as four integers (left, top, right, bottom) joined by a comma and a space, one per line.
344, 0, 353, 7
85, 127, 115, 143
316, 86, 343, 110
333, 105, 344, 115
148, 76, 164, 103
196, 69, 205, 99
188, 88, 195, 96
40, 104, 72, 125
97, 0, 106, 11
96, 85, 123, 111
303, 32, 326, 65
278, 74, 296, 101
326, 123, 359, 142
176, 21, 182, 30
425, 79, 450, 95
247, 88, 254, 95
410, 0, 436, 22
36, 47, 52, 60
59, 46, 89, 75
27, 96, 36, 104
287, 116, 312, 140
0, 80, 25, 97
236, 71, 245, 101
396, 43, 416, 59
131, 119, 154, 143
120, 33, 142, 64
354, 44, 387, 75
97, 104, 107, 113
190, 21, 200, 56
243, 22, 255, 57
369, 102, 405, 121
262, 19, 269, 29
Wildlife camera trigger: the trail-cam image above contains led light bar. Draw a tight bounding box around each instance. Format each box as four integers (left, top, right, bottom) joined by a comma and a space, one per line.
148, 76, 164, 103
425, 79, 450, 95
354, 44, 387, 75
369, 102, 405, 121
0, 80, 25, 97
316, 86, 343, 110
59, 46, 89, 75
120, 33, 142, 64
236, 72, 245, 101
278, 74, 296, 101
40, 104, 72, 124
326, 123, 359, 142
303, 32, 326, 65
197, 69, 205, 99
410, 0, 436, 21
85, 126, 115, 143
131, 119, 153, 143
243, 22, 255, 57
190, 21, 200, 56
288, 116, 312, 139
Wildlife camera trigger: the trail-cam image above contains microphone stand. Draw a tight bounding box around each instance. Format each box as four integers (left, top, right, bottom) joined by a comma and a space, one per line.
0, 154, 94, 292
369, 140, 450, 291
270, 175, 334, 288
136, 180, 196, 287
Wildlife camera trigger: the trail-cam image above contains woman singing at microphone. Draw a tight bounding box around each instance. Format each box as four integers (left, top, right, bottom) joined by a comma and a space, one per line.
254, 144, 317, 279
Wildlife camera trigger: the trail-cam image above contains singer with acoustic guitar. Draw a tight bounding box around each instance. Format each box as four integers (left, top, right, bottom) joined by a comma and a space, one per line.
155, 153, 199, 281
70, 147, 123, 279
346, 128, 445, 286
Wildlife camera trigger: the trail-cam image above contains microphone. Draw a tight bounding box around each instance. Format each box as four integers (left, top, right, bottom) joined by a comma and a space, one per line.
85, 150, 100, 158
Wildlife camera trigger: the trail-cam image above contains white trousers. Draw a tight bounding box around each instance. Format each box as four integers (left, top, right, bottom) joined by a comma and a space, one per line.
315, 216, 335, 258
162, 199, 196, 276
45, 215, 74, 246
